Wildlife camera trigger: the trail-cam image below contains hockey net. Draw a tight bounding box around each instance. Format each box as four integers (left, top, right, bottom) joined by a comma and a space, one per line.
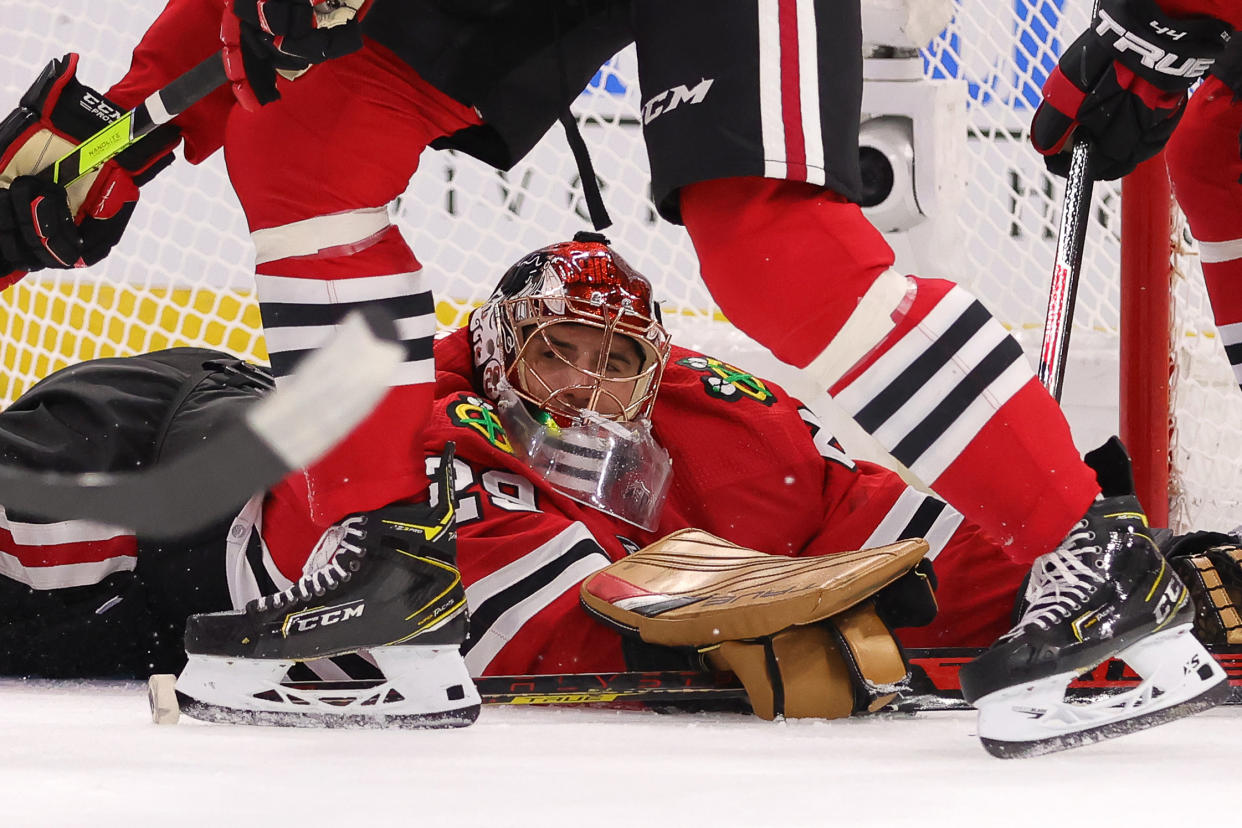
1, 1, 1236, 533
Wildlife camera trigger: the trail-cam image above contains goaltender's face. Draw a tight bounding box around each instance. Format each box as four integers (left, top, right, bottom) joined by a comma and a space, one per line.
516, 321, 646, 419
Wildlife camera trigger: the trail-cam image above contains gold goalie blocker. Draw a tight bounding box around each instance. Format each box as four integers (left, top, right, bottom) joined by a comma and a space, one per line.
580, 529, 937, 720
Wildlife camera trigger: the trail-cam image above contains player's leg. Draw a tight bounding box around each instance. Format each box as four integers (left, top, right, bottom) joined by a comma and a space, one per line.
633, 0, 1096, 565
223, 39, 482, 528
634, 0, 1222, 753
683, 178, 1101, 564
1166, 54, 1242, 389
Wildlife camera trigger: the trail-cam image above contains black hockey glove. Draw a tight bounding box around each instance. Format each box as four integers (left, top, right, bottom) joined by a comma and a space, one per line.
0, 54, 178, 290
1163, 530, 1242, 646
1030, 0, 1232, 181
221, 0, 365, 111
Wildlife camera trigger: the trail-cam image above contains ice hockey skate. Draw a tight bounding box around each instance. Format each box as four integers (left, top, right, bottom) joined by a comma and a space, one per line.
163, 448, 481, 729
959, 440, 1228, 758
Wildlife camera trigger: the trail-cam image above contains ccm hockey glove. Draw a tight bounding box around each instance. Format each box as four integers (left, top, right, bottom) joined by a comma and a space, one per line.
221, 0, 365, 111
1031, 0, 1232, 180
0, 54, 178, 290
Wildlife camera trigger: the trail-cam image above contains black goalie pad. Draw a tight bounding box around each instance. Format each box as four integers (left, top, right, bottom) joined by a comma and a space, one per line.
1165, 531, 1242, 646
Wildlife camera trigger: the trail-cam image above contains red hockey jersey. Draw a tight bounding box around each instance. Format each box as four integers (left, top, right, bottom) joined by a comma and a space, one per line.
366, 329, 1028, 676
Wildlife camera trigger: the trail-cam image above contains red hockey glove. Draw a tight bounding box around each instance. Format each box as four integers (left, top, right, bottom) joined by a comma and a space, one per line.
0, 54, 178, 290
1030, 0, 1232, 181
221, 0, 365, 111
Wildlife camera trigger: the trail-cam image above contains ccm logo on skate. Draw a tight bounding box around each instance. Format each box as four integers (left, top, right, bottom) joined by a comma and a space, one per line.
284, 600, 365, 634
1153, 581, 1185, 625
642, 79, 715, 125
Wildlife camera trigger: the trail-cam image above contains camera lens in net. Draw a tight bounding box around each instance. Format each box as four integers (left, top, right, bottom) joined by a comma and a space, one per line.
858, 146, 894, 208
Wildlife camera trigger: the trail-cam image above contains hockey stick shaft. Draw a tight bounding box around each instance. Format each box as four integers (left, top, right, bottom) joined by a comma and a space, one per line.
1036, 138, 1095, 402
39, 52, 228, 188
0, 307, 401, 537
1036, 0, 1102, 402
476, 670, 748, 706
38, 0, 357, 187
472, 646, 1242, 711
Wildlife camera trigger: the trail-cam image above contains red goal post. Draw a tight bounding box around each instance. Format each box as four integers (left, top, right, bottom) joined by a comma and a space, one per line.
1121, 156, 1175, 529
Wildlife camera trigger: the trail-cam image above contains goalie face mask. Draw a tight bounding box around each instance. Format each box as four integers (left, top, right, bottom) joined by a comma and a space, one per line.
470, 234, 671, 424
469, 234, 673, 529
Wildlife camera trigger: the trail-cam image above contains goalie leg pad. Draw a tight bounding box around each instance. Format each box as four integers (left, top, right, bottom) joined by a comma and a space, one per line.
1170, 542, 1242, 645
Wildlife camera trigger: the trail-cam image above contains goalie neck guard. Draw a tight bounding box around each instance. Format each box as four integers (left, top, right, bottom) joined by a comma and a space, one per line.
469, 233, 673, 530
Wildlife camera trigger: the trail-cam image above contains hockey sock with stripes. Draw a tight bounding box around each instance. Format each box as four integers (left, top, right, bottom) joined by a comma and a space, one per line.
683, 175, 1100, 563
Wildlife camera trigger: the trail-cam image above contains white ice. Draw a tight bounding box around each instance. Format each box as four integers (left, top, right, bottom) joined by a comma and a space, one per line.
2, 680, 1236, 827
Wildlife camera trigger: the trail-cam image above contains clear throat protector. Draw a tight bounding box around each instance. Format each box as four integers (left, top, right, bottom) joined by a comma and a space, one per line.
494, 379, 671, 531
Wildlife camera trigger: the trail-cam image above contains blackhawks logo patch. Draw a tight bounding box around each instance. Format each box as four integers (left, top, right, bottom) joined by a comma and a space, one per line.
448, 394, 513, 454
677, 356, 776, 406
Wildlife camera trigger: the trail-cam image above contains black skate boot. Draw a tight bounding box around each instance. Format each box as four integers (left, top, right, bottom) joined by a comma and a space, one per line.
959, 438, 1228, 758
166, 446, 480, 728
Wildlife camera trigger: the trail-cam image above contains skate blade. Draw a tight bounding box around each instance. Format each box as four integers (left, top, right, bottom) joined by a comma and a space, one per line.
975, 623, 1229, 758
172, 646, 482, 729
176, 690, 480, 729
980, 677, 1229, 759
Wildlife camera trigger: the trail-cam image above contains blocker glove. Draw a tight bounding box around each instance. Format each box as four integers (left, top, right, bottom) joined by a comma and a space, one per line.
221, 0, 365, 111
1030, 0, 1232, 180
0, 54, 178, 290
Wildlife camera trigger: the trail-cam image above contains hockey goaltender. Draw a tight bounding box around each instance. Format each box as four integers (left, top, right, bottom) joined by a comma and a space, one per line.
0, 237, 1238, 756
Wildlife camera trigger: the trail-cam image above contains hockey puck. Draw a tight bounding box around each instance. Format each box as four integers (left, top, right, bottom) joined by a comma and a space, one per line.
148, 674, 181, 725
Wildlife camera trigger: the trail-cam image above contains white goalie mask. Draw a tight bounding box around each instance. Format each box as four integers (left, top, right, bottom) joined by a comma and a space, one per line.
469, 233, 673, 530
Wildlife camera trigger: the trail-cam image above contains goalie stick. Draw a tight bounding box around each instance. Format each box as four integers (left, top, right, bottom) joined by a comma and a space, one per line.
0, 307, 402, 538
258, 646, 1242, 713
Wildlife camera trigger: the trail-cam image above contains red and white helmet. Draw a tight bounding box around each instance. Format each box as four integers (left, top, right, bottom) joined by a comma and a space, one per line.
470, 232, 671, 424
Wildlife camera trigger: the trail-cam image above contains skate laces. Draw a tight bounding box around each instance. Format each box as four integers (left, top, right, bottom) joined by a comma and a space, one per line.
254, 515, 368, 612
1005, 520, 1107, 636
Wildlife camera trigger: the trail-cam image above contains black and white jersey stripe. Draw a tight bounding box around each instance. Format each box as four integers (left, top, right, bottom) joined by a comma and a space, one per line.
860, 486, 963, 560
833, 286, 1029, 484
797, 406, 855, 470
255, 272, 435, 384
462, 522, 611, 675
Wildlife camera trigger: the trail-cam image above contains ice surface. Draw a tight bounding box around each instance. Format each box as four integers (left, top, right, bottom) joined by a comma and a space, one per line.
2, 679, 1237, 827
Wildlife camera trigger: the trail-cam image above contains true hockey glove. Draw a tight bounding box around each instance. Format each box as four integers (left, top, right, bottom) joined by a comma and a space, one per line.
580, 529, 936, 719
0, 54, 178, 290
1164, 530, 1242, 645
1030, 0, 1232, 180
221, 0, 365, 111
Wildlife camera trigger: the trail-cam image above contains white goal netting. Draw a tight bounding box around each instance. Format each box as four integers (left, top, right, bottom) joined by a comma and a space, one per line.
2, 0, 1238, 532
